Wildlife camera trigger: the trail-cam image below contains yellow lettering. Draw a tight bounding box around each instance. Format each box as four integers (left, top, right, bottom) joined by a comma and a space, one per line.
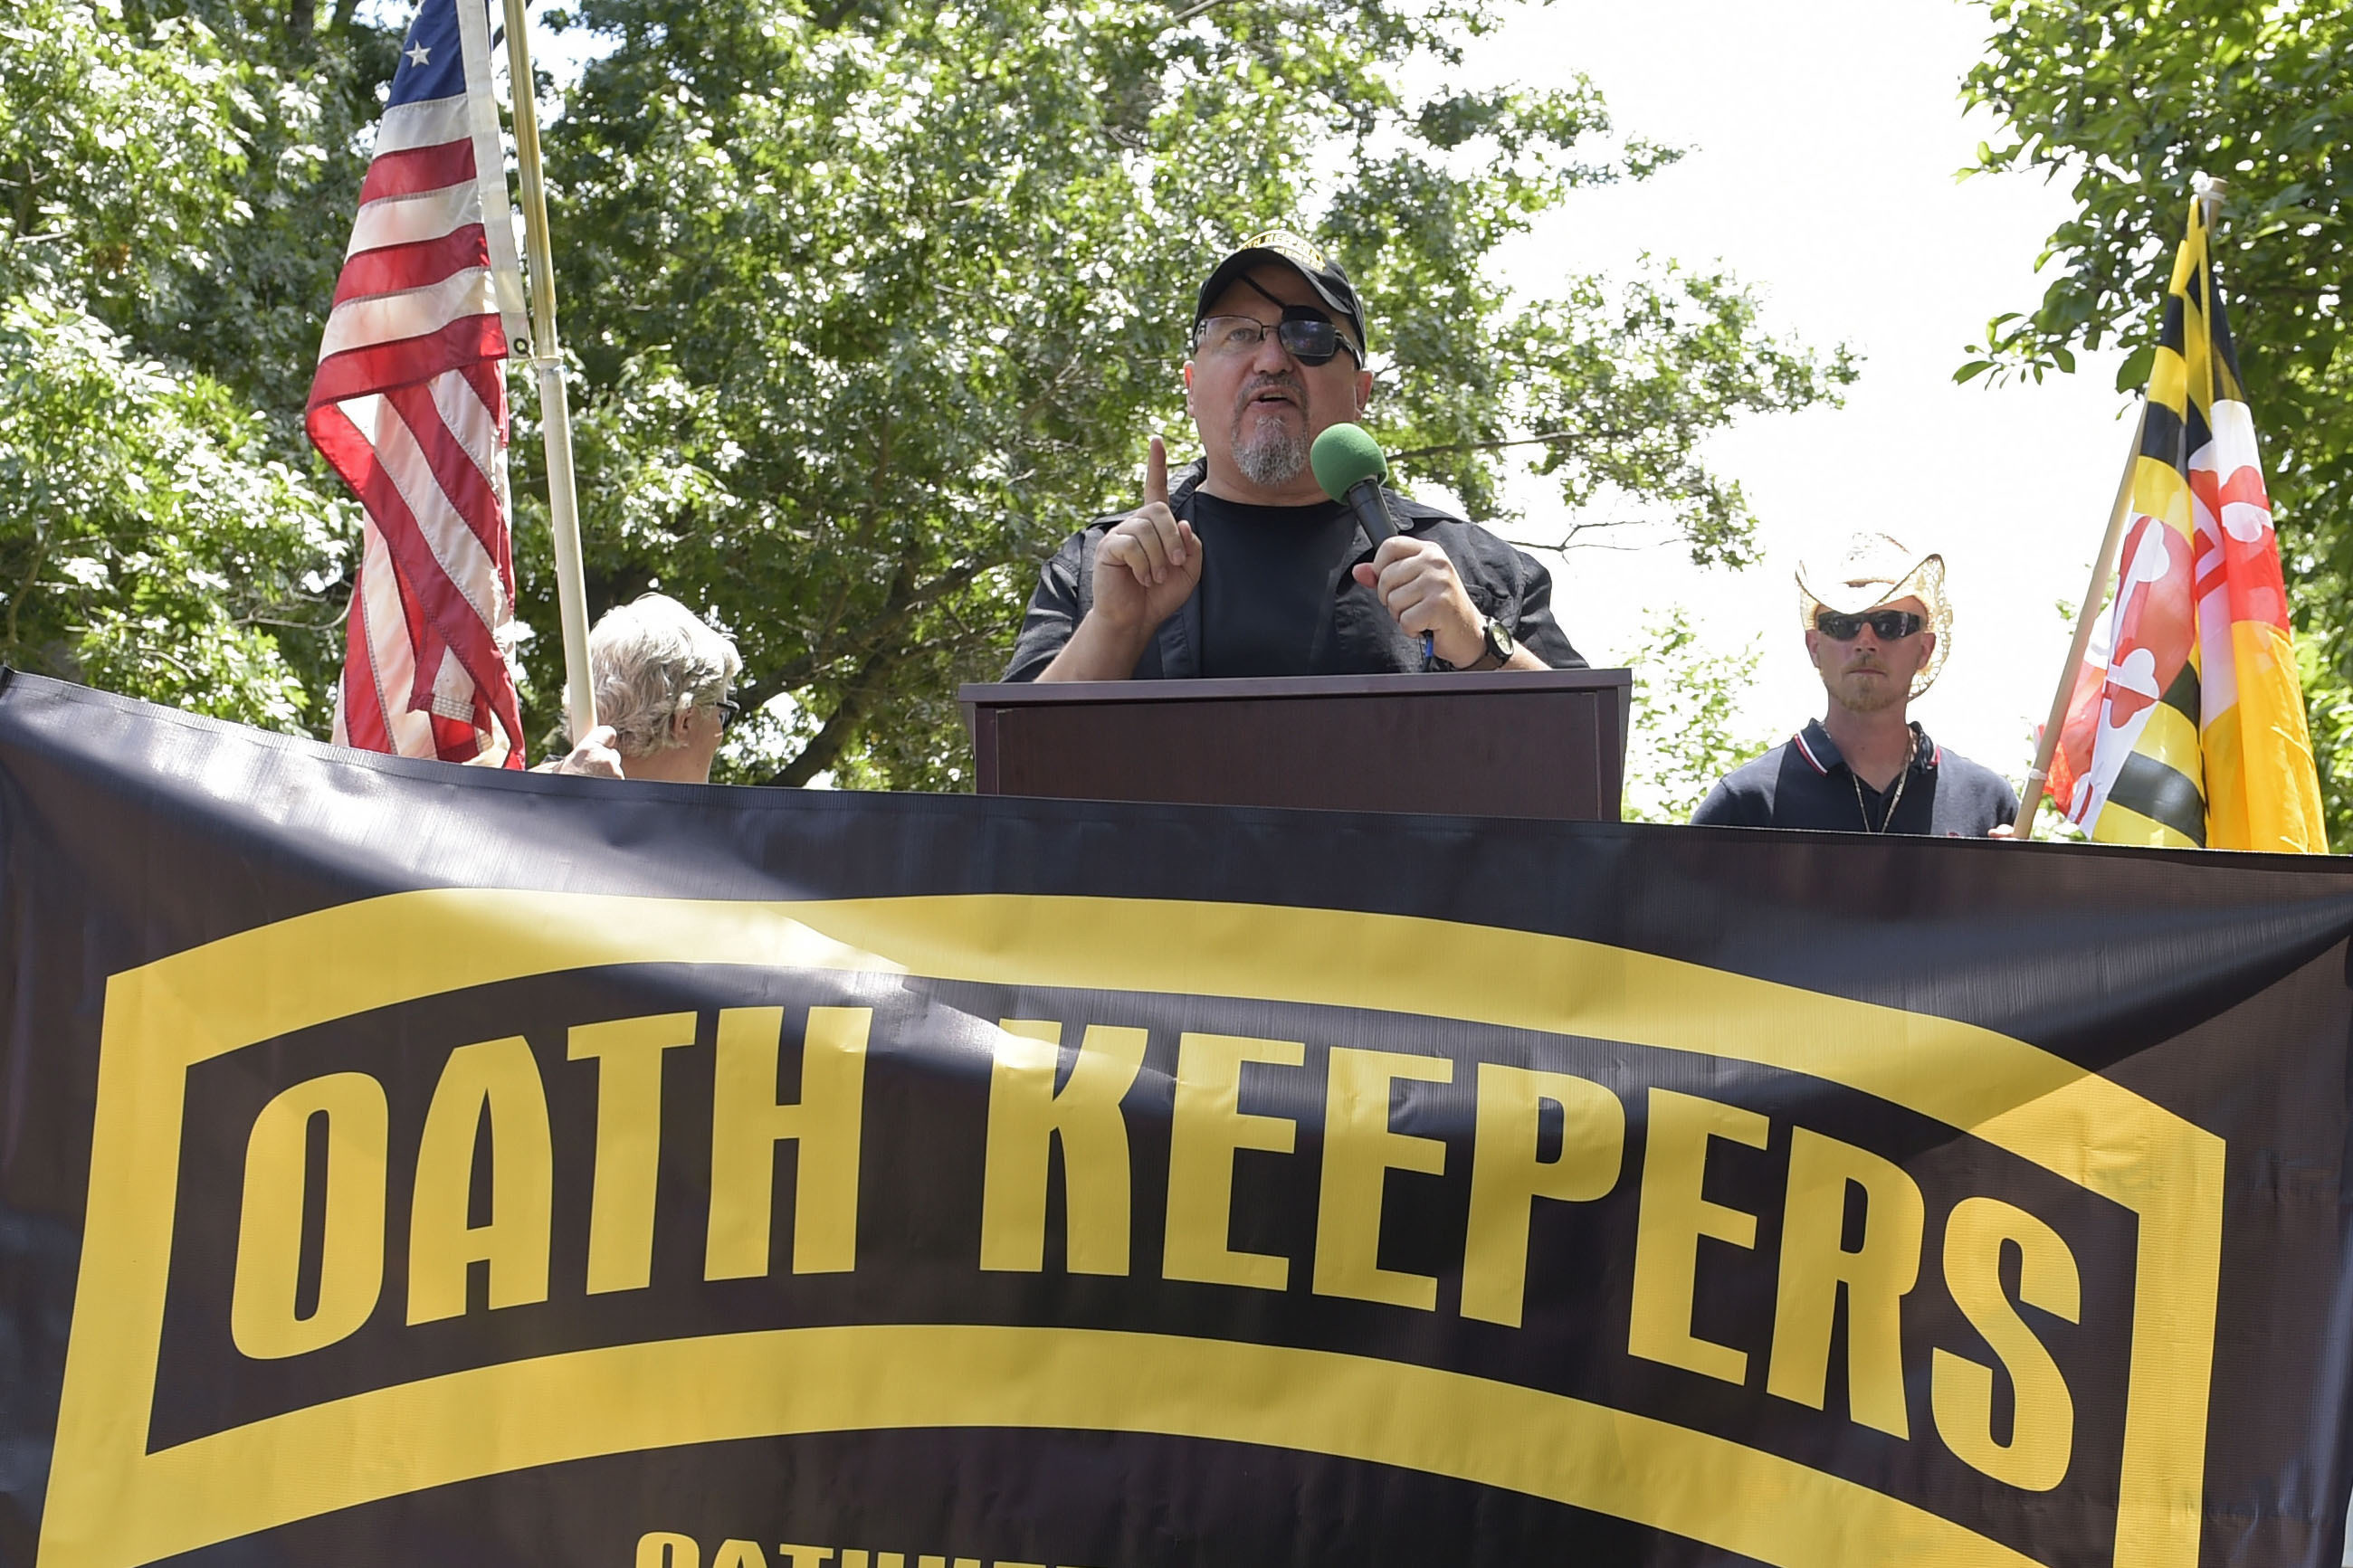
570, 1012, 697, 1294
981, 1020, 1147, 1275
406, 1037, 553, 1325
1627, 1087, 1767, 1384
1765, 1128, 1925, 1437
1931, 1195, 2080, 1490
1163, 1031, 1301, 1290
231, 1072, 388, 1359
1312, 1048, 1453, 1309
705, 1005, 872, 1279
711, 1544, 768, 1568
638, 1534, 700, 1568
775, 1548, 833, 1568
1461, 1064, 1624, 1328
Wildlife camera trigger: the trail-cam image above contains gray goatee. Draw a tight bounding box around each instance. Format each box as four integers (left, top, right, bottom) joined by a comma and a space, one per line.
1230, 380, 1311, 488
1233, 422, 1310, 488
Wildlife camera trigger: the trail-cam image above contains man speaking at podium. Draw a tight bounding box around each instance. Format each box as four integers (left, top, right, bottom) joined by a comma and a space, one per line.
1004, 231, 1583, 681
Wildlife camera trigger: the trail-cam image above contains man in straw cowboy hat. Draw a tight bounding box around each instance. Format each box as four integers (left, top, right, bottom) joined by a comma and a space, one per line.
1691, 531, 2018, 836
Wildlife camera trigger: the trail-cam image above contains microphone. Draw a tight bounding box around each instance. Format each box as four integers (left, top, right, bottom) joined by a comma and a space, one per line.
1311, 423, 1434, 670
1310, 422, 1396, 545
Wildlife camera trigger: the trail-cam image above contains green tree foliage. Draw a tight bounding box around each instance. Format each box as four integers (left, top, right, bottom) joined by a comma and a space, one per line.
5, 0, 1849, 775
1963, 0, 2353, 840
538, 0, 1855, 786
0, 0, 370, 721
0, 294, 351, 721
1619, 605, 1769, 823
112, 0, 405, 421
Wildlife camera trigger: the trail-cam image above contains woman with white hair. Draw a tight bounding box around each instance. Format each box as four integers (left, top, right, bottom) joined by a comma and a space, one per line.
543, 594, 743, 784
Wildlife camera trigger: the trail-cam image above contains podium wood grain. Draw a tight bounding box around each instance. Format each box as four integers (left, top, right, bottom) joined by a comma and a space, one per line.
960, 670, 1631, 822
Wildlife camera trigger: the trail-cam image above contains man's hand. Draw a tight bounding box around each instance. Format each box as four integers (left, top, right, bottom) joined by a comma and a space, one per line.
1092, 435, 1203, 632
1039, 435, 1203, 681
534, 725, 627, 779
1352, 537, 1484, 668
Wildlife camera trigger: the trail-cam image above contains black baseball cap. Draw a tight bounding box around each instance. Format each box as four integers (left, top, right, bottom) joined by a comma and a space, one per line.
1193, 229, 1369, 356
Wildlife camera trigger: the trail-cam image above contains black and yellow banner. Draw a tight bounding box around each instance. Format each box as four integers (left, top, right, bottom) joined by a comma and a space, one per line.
5, 670, 2353, 1568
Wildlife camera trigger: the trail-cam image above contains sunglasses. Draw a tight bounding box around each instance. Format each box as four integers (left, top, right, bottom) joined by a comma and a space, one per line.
714, 698, 740, 732
1815, 609, 1925, 641
1192, 311, 1361, 367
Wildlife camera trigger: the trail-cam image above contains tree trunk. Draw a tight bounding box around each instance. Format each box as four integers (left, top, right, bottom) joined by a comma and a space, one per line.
768, 646, 891, 786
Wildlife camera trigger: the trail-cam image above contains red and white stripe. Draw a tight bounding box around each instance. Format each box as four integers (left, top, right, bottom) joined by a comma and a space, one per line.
310, 6, 529, 766
1792, 728, 1830, 775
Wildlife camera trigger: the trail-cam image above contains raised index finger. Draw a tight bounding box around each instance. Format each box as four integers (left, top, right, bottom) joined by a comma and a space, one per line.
1145, 434, 1168, 508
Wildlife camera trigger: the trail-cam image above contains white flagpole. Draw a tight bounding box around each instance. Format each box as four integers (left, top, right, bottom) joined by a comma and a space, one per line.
498, 0, 598, 746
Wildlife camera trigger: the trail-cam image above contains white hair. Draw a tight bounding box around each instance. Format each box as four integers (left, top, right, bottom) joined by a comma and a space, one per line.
578, 593, 743, 756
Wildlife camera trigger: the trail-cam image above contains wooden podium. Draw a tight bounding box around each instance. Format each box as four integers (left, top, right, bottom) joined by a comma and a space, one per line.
959, 669, 1632, 822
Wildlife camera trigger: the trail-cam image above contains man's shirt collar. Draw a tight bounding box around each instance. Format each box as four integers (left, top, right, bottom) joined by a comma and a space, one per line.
1793, 717, 1940, 778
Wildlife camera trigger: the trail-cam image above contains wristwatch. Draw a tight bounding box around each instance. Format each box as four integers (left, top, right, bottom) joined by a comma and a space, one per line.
1466, 617, 1515, 671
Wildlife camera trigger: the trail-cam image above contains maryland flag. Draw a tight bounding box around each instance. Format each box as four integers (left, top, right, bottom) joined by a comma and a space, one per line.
2045, 195, 2327, 851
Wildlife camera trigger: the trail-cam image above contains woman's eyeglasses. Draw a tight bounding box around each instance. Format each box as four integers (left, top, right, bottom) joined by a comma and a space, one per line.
1815, 610, 1925, 641
714, 698, 741, 732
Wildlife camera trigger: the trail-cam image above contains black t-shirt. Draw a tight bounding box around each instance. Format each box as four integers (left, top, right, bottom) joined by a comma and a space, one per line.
1189, 492, 1365, 678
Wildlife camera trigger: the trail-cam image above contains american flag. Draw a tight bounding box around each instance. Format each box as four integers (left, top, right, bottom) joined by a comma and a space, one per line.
310, 0, 530, 765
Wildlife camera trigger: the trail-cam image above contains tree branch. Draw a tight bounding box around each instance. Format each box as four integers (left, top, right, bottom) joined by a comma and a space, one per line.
1389, 428, 1618, 462
766, 650, 881, 786
1166, 0, 1244, 25
755, 442, 989, 782
764, 607, 908, 788
5, 528, 52, 657
741, 554, 1003, 707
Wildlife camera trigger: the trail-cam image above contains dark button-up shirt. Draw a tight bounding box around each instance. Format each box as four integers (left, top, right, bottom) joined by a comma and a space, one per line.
1691, 718, 2020, 837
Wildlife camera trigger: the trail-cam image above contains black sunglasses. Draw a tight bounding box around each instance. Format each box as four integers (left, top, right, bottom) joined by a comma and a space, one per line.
714, 698, 741, 731
1815, 609, 1926, 641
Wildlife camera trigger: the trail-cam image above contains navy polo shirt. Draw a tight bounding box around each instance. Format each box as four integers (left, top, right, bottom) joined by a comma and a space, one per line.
1691, 719, 2020, 837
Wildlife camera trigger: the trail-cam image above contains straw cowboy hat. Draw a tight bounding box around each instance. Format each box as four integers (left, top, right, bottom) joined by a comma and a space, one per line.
1795, 531, 1951, 698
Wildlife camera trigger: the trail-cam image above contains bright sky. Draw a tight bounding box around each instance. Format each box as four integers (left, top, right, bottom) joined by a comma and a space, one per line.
1470, 0, 2133, 787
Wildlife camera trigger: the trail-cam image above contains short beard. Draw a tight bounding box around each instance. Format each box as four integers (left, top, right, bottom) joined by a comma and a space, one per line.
1830, 671, 1906, 715
1232, 417, 1310, 488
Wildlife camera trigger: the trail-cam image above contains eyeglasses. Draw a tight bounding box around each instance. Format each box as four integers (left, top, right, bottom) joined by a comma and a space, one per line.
714, 698, 740, 732
1192, 312, 1361, 367
1815, 609, 1926, 641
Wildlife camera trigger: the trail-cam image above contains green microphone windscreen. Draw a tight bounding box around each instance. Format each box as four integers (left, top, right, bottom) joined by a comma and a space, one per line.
1310, 423, 1388, 504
